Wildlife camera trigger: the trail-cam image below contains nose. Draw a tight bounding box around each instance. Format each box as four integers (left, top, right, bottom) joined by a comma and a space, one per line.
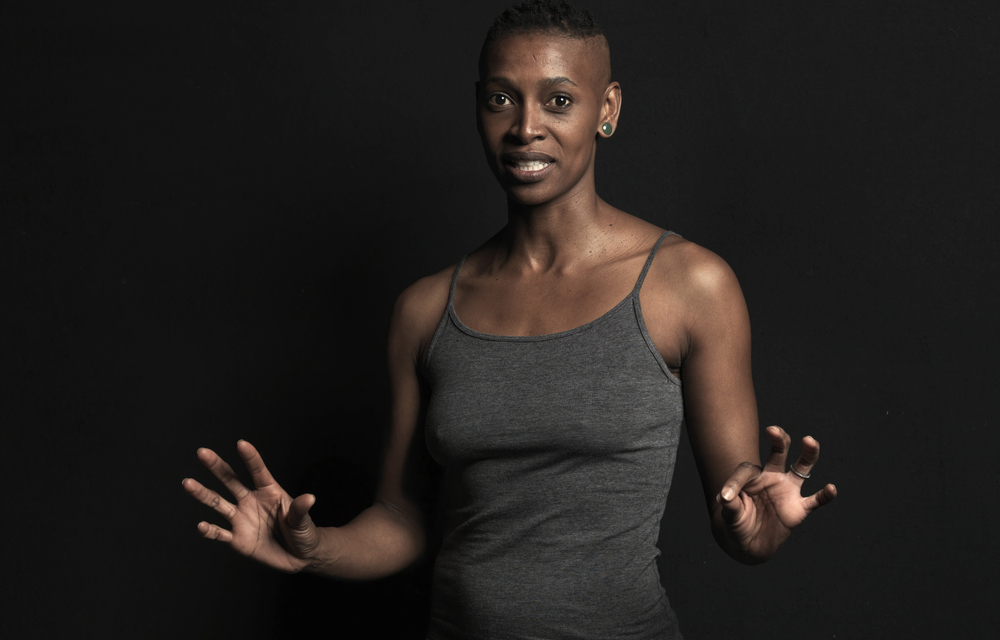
509, 103, 545, 144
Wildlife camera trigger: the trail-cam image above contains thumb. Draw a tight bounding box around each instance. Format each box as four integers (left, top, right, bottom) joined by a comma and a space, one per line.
278, 494, 320, 559
717, 461, 761, 524
286, 493, 317, 531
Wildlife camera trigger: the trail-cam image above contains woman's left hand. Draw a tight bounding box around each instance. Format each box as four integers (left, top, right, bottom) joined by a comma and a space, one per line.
716, 426, 837, 562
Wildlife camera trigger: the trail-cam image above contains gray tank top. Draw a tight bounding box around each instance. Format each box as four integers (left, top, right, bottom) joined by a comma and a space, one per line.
423, 231, 684, 639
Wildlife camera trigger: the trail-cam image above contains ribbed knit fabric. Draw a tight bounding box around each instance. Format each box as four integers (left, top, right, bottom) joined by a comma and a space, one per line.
424, 232, 684, 639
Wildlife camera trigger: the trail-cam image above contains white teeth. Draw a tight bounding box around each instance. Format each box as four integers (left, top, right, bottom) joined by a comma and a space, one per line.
514, 161, 550, 171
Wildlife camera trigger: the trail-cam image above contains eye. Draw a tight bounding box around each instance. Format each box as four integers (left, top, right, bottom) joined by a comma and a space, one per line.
487, 93, 513, 107
548, 94, 572, 109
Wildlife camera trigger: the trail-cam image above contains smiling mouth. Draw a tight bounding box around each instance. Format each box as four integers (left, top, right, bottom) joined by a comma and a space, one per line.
502, 153, 555, 182
511, 160, 551, 171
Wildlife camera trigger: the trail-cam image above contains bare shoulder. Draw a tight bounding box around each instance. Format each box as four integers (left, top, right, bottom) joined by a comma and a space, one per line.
648, 235, 744, 306
388, 265, 456, 366
640, 235, 749, 367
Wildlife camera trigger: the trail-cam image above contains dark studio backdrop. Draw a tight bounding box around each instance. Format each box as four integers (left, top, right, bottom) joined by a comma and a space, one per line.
2, 0, 997, 638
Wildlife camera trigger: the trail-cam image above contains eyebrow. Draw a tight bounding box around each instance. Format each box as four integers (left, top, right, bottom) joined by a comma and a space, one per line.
543, 76, 578, 87
484, 76, 579, 88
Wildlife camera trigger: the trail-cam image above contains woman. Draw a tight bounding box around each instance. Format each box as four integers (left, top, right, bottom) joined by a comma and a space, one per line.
182, 1, 836, 637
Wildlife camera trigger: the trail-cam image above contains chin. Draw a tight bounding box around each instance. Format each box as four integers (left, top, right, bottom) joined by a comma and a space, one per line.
504, 188, 551, 207
501, 181, 558, 207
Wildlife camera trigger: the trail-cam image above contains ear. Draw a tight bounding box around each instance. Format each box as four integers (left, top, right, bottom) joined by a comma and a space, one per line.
598, 81, 622, 138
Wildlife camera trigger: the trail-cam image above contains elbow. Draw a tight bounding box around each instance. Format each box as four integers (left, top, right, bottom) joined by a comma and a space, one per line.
375, 499, 428, 569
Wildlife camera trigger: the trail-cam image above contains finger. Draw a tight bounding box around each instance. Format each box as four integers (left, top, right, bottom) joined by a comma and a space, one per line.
236, 440, 279, 490
182, 477, 239, 522
789, 435, 821, 483
763, 426, 792, 472
197, 520, 234, 544
196, 447, 250, 501
803, 483, 837, 512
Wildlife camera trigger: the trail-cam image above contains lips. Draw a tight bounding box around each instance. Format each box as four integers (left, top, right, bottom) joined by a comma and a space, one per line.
503, 151, 555, 182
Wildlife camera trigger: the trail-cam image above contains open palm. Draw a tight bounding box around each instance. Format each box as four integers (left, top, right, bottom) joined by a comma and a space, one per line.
182, 440, 319, 573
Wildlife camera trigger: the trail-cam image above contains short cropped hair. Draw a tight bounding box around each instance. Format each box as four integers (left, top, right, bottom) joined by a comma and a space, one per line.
483, 0, 606, 44
479, 1, 610, 79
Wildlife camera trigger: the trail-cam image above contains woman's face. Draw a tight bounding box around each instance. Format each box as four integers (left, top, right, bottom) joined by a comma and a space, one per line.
477, 33, 619, 207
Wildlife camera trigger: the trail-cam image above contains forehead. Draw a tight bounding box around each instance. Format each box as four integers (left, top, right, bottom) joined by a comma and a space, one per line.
480, 33, 606, 87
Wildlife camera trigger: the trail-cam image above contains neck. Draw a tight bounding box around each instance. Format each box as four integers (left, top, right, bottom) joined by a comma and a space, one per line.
499, 184, 619, 273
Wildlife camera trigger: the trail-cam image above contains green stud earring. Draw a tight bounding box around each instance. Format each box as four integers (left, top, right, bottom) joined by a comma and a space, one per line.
601, 122, 613, 136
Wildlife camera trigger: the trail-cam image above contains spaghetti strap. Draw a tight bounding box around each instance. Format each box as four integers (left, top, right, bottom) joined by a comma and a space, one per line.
447, 256, 467, 308
633, 231, 675, 293
425, 255, 468, 370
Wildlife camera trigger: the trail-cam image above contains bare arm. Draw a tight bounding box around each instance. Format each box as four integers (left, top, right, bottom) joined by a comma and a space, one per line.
667, 245, 836, 563
305, 274, 447, 578
183, 270, 451, 579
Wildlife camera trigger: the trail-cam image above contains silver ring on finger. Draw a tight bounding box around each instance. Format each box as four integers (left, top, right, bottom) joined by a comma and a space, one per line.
789, 464, 811, 479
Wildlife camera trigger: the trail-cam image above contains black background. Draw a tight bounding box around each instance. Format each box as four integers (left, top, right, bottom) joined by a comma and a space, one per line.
2, 1, 998, 638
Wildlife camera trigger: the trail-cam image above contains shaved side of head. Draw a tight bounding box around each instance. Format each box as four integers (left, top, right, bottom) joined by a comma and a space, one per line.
479, 0, 612, 85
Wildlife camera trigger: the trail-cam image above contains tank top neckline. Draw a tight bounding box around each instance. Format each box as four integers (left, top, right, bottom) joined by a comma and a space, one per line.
446, 231, 673, 343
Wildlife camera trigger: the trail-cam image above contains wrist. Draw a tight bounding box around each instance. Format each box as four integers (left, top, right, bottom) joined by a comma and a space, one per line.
301, 526, 344, 575
710, 504, 773, 565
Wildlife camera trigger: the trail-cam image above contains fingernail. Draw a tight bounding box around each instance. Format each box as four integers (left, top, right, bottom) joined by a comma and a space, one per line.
721, 487, 734, 501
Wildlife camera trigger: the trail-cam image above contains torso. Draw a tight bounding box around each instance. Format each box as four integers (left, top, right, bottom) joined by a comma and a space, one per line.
420, 227, 686, 639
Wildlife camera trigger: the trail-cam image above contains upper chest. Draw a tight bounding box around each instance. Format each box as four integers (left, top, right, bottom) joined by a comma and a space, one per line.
451, 254, 688, 376
454, 266, 631, 335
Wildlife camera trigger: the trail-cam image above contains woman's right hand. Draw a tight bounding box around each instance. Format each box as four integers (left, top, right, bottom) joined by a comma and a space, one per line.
182, 440, 320, 573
